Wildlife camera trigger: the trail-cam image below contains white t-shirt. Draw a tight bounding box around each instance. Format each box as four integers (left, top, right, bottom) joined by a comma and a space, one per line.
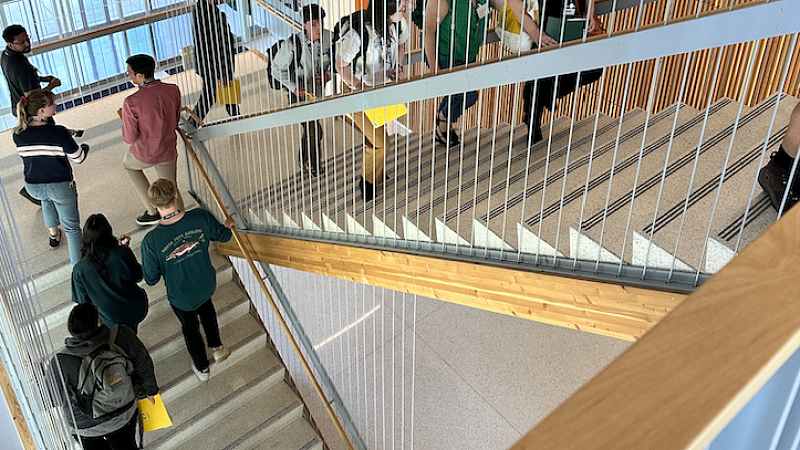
336, 18, 409, 86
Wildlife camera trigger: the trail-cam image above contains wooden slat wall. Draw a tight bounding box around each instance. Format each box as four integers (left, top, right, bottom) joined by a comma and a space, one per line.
215, 234, 686, 341
0, 359, 35, 450
405, 0, 799, 133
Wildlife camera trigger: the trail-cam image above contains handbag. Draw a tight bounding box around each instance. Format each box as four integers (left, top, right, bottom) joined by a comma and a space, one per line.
216, 79, 241, 105
544, 17, 586, 42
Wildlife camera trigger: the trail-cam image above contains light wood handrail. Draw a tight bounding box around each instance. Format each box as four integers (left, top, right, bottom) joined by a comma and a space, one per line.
177, 129, 355, 450
0, 359, 35, 450
215, 233, 686, 341
509, 202, 800, 449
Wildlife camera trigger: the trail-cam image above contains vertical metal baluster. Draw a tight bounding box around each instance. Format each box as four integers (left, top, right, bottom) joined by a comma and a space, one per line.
616, 57, 662, 277
552, 72, 583, 261
664, 47, 723, 282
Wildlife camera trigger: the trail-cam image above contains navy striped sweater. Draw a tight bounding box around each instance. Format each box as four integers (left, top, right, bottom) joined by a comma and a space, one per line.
14, 123, 84, 184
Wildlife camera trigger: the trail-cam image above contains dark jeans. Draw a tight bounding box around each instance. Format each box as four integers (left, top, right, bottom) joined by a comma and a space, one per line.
170, 299, 222, 371
194, 73, 240, 121
76, 414, 138, 450
522, 69, 603, 140
437, 59, 479, 125
288, 92, 323, 170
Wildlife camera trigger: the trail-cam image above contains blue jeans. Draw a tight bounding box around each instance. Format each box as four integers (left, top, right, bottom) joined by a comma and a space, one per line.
437, 59, 479, 125
25, 180, 82, 264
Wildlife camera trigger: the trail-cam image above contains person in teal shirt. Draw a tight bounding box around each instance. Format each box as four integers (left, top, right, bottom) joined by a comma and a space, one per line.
423, 0, 555, 147
71, 214, 148, 333
141, 179, 235, 382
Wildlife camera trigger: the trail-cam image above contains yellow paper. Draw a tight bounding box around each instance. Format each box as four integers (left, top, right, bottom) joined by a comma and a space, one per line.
138, 394, 172, 432
363, 104, 408, 127
216, 79, 242, 104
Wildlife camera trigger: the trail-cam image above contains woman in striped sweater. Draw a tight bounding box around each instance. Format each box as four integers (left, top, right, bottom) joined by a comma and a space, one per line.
13, 89, 87, 263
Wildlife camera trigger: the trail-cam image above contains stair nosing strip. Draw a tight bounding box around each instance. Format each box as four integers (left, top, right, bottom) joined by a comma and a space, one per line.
218, 400, 302, 450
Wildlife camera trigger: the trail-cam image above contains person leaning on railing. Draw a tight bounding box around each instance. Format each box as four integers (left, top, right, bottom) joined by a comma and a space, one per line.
271, 3, 333, 178
423, 0, 556, 148
334, 0, 408, 202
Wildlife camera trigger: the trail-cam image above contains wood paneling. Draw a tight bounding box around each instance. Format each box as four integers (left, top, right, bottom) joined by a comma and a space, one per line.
509, 194, 800, 450
215, 234, 686, 341
0, 359, 35, 450
405, 0, 794, 134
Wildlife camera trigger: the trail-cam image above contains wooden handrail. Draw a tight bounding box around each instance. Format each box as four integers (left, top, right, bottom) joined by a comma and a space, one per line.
509, 202, 800, 449
177, 128, 356, 450
215, 233, 686, 341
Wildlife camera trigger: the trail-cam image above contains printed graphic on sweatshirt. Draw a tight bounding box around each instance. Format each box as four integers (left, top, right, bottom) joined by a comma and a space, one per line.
163, 231, 206, 261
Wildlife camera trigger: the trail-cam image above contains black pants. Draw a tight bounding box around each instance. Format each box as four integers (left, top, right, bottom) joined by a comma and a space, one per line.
170, 299, 223, 371
522, 69, 603, 141
194, 74, 240, 121
76, 413, 138, 450
288, 93, 322, 171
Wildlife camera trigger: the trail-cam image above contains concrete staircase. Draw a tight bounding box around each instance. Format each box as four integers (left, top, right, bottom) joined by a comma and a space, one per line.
245, 93, 798, 276
35, 223, 323, 449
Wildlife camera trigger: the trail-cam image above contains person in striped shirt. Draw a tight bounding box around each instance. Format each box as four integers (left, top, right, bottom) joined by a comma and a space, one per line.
13, 89, 87, 264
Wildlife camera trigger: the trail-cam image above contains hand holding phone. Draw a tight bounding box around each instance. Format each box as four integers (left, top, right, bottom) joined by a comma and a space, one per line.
74, 129, 84, 138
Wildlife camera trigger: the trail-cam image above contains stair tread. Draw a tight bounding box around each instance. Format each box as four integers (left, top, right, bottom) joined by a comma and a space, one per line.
235, 416, 322, 450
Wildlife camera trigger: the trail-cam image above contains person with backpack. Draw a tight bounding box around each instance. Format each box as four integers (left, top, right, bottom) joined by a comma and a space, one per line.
71, 214, 149, 333
423, 0, 556, 147
269, 3, 333, 177
50, 303, 159, 449
334, 0, 409, 202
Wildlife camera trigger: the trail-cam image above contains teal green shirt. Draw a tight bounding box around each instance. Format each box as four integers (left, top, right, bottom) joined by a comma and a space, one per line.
438, 0, 491, 64
141, 209, 232, 311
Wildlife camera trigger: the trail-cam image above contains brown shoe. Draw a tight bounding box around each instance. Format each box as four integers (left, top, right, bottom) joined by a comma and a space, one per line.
19, 186, 41, 206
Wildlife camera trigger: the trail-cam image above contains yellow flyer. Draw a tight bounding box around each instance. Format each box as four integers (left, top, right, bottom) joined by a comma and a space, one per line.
138, 394, 172, 432
363, 104, 408, 127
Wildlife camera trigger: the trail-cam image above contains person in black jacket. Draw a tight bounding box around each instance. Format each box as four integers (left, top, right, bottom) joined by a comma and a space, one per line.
72, 214, 148, 333
192, 0, 239, 123
49, 303, 159, 449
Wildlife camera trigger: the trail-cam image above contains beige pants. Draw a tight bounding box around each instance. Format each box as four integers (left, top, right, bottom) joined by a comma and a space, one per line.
123, 151, 185, 215
344, 85, 386, 184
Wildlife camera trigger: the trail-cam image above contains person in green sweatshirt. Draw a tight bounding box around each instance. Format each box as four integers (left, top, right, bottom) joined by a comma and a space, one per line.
140, 178, 236, 382
71, 213, 148, 333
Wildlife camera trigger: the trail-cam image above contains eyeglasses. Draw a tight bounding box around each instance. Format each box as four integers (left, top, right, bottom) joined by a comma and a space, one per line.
12, 36, 30, 46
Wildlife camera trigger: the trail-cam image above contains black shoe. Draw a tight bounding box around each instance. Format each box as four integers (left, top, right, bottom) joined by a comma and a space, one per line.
49, 229, 61, 249
136, 211, 161, 226
434, 114, 460, 148
359, 177, 376, 202
19, 186, 41, 206
758, 152, 800, 212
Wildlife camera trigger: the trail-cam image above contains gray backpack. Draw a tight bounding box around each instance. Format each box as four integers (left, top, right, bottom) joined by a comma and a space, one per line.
76, 326, 136, 419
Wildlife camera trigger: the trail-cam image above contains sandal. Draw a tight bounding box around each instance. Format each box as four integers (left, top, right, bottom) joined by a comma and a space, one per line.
434, 114, 460, 148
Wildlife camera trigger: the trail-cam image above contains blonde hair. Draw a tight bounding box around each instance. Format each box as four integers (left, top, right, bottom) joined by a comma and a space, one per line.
13, 89, 55, 134
147, 179, 178, 208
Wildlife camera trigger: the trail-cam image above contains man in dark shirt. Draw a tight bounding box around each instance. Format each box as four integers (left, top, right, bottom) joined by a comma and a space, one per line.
2, 24, 62, 206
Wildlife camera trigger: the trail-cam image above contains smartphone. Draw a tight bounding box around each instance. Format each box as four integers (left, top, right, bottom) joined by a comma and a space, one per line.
74, 129, 84, 137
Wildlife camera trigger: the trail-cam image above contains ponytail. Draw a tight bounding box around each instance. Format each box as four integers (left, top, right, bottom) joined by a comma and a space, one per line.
13, 89, 55, 134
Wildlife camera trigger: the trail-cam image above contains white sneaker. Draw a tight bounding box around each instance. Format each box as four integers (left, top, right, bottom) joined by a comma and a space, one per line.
213, 346, 231, 363
192, 365, 209, 382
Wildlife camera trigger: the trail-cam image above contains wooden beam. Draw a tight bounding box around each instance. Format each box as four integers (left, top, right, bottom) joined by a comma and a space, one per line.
509, 192, 800, 449
0, 359, 35, 450
215, 235, 686, 341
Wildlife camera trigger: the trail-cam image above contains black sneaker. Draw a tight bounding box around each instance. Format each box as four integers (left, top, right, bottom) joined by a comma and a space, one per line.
49, 229, 61, 249
136, 211, 161, 226
359, 177, 376, 202
758, 152, 800, 212
19, 186, 41, 206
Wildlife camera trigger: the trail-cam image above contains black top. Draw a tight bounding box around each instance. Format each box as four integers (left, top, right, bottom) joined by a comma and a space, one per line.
0, 46, 40, 114
539, 0, 589, 18
193, 0, 236, 79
